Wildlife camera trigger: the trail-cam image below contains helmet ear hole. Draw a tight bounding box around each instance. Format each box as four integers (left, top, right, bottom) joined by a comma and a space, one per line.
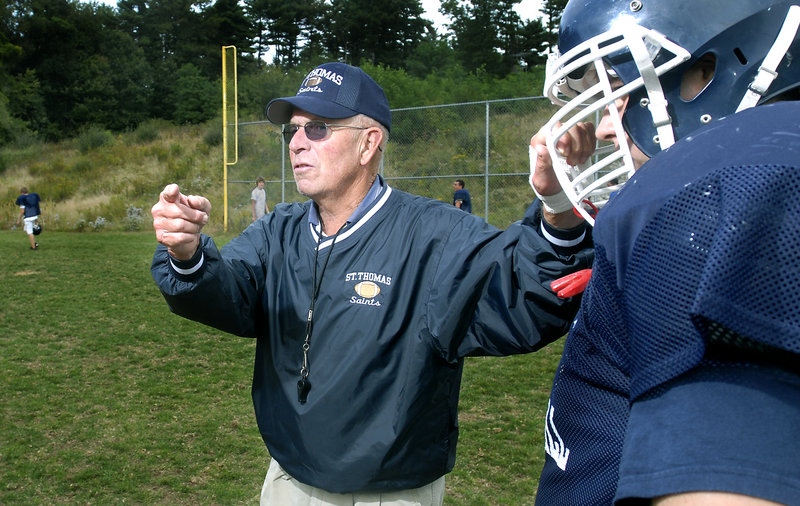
680, 53, 716, 101
733, 47, 748, 65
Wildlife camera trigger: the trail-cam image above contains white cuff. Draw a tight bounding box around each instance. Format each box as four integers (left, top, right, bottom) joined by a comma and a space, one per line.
170, 253, 204, 275
540, 221, 586, 248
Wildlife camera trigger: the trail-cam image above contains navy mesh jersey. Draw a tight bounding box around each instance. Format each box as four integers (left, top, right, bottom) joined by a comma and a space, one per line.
536, 102, 800, 505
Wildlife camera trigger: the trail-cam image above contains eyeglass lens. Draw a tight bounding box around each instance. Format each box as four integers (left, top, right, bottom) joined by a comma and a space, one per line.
282, 122, 330, 144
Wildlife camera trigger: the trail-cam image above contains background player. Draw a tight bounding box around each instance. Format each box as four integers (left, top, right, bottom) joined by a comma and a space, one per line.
532, 0, 800, 504
251, 176, 269, 221
15, 186, 41, 250
452, 179, 472, 213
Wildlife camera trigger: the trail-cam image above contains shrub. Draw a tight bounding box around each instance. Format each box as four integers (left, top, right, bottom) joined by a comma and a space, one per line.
49, 176, 81, 202
132, 119, 166, 144
203, 124, 222, 147
88, 216, 108, 231
8, 131, 42, 151
166, 155, 192, 182
124, 205, 145, 231
78, 126, 114, 154
70, 157, 93, 175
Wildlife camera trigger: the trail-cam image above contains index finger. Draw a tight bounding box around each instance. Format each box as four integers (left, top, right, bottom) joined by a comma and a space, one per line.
155, 185, 209, 225
186, 194, 212, 215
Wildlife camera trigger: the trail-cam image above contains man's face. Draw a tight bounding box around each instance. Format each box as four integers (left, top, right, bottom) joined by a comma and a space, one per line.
257, 181, 265, 189
453, 181, 462, 191
287, 111, 364, 202
595, 80, 650, 171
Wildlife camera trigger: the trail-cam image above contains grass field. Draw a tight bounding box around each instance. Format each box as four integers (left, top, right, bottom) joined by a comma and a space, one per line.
1, 230, 564, 505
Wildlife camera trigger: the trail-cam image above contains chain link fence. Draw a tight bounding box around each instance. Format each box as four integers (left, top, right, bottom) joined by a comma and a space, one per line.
226, 97, 560, 230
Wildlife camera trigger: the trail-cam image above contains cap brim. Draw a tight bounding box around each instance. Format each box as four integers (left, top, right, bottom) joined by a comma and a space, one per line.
266, 96, 359, 124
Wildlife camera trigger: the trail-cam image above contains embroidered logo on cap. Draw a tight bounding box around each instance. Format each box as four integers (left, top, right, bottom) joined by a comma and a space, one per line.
297, 68, 345, 95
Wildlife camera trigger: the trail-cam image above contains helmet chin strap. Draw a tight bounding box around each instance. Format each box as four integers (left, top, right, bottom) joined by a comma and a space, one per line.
737, 5, 800, 112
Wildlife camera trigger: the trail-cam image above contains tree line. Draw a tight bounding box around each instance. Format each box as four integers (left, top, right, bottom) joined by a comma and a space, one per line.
0, 0, 567, 145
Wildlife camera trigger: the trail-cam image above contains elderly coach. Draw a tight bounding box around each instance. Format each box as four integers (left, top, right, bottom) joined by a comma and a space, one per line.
150, 62, 593, 505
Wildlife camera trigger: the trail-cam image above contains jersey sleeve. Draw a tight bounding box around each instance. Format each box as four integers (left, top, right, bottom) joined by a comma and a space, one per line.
615, 361, 800, 505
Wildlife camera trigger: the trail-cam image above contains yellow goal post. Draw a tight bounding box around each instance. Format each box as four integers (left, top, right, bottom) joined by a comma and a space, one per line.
222, 45, 238, 232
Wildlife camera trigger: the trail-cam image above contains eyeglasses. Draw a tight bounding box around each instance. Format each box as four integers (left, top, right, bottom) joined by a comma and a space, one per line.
282, 121, 367, 144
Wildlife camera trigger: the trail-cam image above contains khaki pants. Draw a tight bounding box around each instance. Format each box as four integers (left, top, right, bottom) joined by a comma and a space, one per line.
260, 458, 445, 506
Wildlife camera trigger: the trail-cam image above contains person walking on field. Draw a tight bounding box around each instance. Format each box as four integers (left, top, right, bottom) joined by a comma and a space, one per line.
251, 176, 269, 221
452, 179, 472, 213
15, 186, 41, 250
150, 61, 593, 505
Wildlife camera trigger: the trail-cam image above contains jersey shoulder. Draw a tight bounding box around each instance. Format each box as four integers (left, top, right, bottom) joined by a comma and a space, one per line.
594, 102, 800, 381
595, 102, 800, 260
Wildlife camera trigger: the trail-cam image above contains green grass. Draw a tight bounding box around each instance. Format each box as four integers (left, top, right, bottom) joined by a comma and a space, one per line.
1, 230, 563, 504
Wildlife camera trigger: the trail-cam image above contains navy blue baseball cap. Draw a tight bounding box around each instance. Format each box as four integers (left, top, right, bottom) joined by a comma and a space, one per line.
266, 62, 391, 131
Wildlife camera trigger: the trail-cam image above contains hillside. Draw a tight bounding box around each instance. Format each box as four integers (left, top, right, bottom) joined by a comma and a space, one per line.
2, 95, 556, 235
2, 120, 227, 234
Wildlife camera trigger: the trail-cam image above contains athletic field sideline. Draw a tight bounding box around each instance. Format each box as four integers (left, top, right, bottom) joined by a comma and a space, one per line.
1, 230, 563, 504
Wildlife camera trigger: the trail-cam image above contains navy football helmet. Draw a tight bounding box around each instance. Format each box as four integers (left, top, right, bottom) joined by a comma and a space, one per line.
543, 0, 800, 223
32, 223, 42, 235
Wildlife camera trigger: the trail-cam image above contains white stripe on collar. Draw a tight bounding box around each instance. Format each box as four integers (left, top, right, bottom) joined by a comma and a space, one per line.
311, 186, 393, 249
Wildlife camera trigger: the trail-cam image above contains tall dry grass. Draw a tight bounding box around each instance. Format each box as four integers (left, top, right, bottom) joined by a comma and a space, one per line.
1, 121, 225, 233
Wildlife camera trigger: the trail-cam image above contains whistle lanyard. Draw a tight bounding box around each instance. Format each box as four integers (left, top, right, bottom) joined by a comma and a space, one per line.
297, 222, 346, 404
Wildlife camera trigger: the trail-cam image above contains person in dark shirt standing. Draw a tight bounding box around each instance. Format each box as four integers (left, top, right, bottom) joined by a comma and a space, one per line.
452, 179, 472, 213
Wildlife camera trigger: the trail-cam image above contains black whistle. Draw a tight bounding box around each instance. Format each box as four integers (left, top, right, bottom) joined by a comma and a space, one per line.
297, 379, 311, 403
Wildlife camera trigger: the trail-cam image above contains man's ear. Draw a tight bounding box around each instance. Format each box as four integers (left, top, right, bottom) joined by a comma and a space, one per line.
680, 53, 716, 100
360, 127, 384, 165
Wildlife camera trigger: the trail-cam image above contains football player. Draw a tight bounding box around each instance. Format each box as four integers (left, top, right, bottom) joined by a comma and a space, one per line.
533, 0, 800, 504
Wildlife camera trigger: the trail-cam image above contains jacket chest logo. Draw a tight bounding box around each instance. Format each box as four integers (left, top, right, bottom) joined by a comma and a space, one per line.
345, 271, 391, 307
354, 281, 380, 298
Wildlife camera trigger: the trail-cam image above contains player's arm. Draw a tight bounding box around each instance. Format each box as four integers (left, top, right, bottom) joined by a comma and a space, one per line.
655, 492, 784, 506
251, 197, 257, 221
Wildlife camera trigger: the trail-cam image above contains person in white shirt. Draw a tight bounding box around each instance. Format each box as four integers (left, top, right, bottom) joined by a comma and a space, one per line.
251, 176, 269, 221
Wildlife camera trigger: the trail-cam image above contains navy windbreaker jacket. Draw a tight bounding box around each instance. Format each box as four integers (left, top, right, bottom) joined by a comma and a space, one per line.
152, 182, 593, 493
